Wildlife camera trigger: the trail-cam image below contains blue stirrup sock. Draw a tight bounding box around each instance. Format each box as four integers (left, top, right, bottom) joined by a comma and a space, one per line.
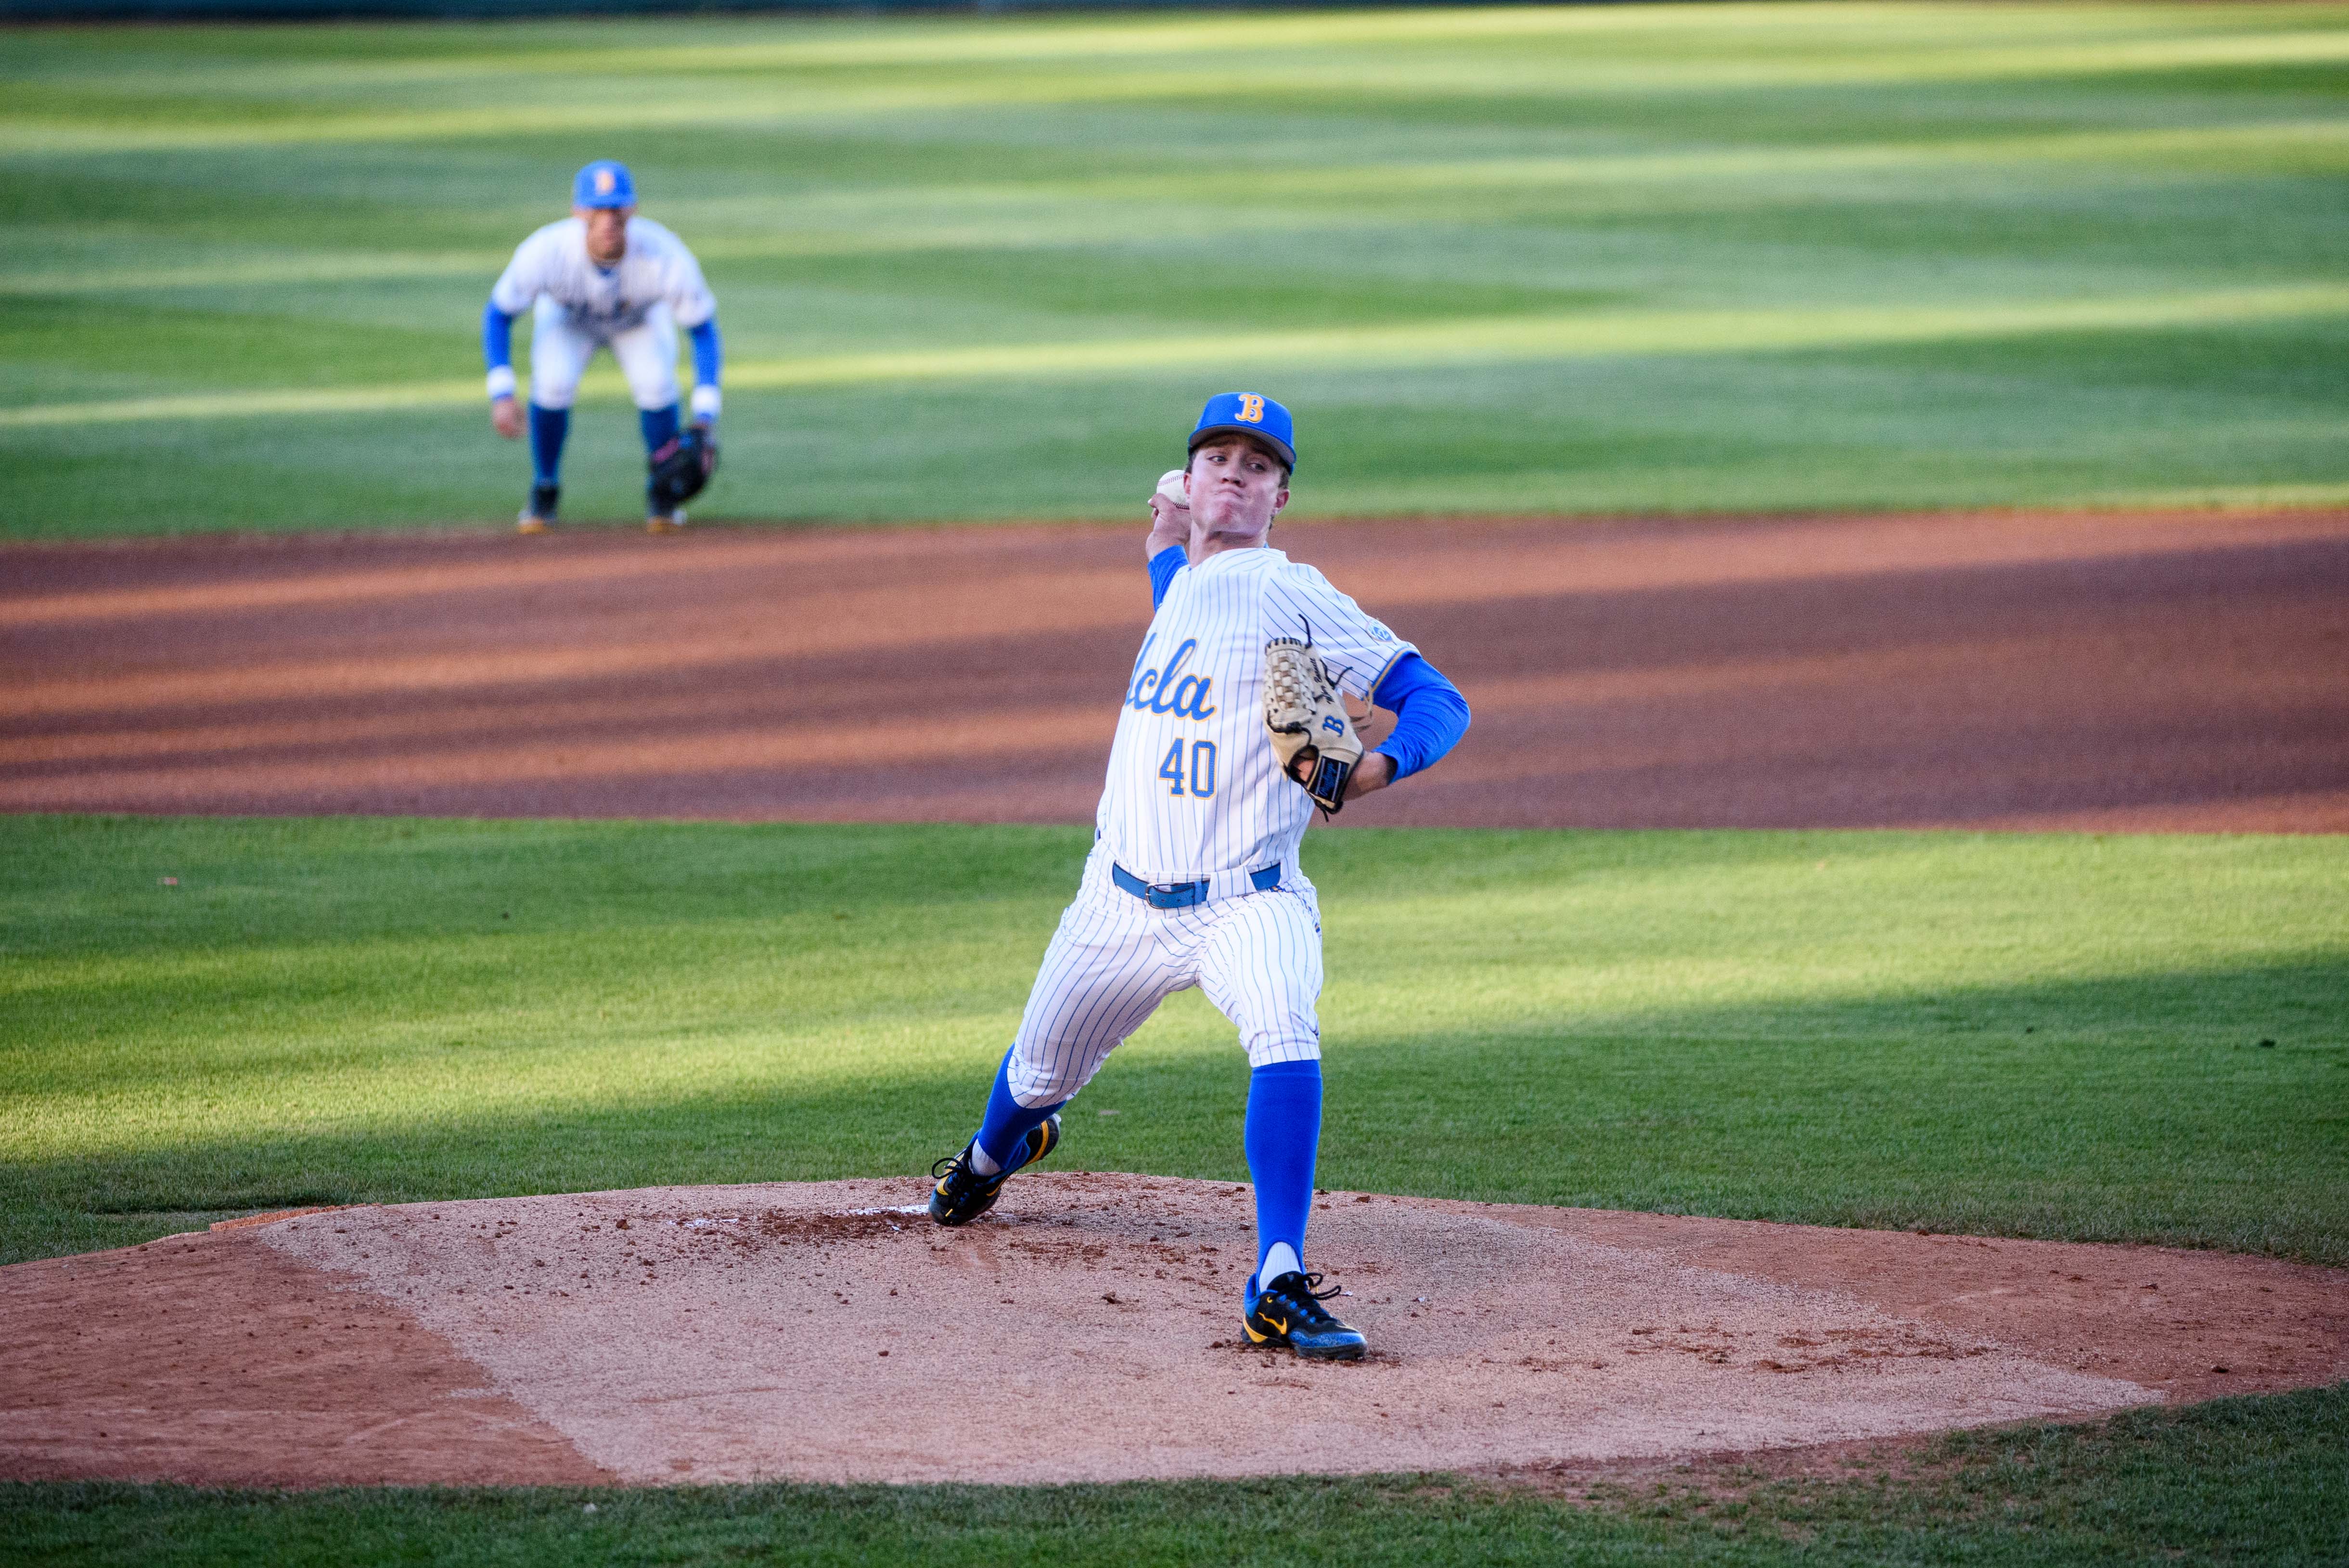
1245, 1059, 1322, 1297
527, 404, 569, 487
971, 1049, 1064, 1176
639, 402, 680, 455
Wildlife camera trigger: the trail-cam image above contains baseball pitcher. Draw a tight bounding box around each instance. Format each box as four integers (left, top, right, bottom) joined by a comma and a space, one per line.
927, 393, 1472, 1361
482, 160, 723, 533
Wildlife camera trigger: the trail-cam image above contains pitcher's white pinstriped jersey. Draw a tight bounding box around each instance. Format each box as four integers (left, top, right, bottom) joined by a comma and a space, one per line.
1100, 546, 1415, 884
997, 546, 1413, 1107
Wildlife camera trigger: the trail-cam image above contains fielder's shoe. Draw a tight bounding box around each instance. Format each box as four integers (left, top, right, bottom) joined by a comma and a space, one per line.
1244, 1270, 1368, 1361
517, 482, 560, 534
927, 1115, 1061, 1227
645, 508, 686, 534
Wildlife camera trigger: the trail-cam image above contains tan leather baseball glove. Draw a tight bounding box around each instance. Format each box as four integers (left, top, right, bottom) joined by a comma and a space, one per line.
1264, 637, 1363, 813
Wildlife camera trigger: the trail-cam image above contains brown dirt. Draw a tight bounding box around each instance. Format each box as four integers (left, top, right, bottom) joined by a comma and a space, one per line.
4, 1176, 2339, 1488
0, 1227, 610, 1487
4, 508, 2345, 829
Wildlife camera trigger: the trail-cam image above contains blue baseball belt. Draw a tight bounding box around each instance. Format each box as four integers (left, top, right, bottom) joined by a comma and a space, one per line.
1111, 861, 1283, 910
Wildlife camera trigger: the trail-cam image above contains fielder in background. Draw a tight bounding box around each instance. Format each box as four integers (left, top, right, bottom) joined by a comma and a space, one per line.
928, 393, 1471, 1362
482, 160, 723, 533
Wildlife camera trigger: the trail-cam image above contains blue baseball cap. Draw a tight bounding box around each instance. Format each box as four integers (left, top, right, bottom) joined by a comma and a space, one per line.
573, 160, 636, 209
1189, 392, 1296, 472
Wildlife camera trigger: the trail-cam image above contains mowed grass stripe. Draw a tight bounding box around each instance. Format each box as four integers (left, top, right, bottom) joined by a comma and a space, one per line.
70, 2, 2333, 78
12, 283, 2348, 429
12, 109, 2346, 290
3, 816, 2341, 1270
7, 116, 2348, 304
9, 3, 2349, 149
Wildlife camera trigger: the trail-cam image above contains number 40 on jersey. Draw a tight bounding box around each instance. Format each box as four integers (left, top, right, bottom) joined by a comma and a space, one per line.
1158, 739, 1217, 797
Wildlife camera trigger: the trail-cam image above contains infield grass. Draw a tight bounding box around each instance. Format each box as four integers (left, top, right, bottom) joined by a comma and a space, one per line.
4, 1386, 2345, 1565
5, 814, 2343, 1268
5, 2, 2349, 537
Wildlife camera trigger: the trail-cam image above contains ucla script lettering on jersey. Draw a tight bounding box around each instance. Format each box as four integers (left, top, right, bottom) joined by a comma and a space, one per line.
1097, 547, 1416, 884
1126, 635, 1218, 720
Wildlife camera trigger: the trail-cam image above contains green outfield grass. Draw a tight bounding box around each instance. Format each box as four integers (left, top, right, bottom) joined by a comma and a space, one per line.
4, 812, 2345, 1563
4, 2, 2349, 538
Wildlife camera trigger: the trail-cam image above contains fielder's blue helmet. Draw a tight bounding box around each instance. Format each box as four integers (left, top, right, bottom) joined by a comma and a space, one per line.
573, 160, 636, 209
1189, 392, 1296, 472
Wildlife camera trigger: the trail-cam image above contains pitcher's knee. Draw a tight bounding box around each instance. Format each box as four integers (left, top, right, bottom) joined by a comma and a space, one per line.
1243, 1032, 1322, 1071
1006, 1050, 1096, 1107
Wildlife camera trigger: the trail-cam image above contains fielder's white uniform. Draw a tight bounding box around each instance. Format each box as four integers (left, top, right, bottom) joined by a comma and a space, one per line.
1005, 545, 1414, 1107
489, 216, 719, 418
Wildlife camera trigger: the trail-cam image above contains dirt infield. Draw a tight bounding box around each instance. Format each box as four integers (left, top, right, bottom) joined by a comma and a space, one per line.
5, 508, 2346, 829
2, 1176, 2342, 1488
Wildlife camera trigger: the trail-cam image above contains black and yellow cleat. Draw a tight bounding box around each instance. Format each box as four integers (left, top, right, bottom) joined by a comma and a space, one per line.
927, 1114, 1061, 1227
1244, 1270, 1367, 1361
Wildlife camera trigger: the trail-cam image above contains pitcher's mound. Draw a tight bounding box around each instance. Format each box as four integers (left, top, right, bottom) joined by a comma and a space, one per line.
4, 1173, 2343, 1487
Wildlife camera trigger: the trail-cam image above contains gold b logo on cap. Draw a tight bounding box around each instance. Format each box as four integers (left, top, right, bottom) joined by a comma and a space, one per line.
1237, 394, 1265, 423
595, 168, 616, 193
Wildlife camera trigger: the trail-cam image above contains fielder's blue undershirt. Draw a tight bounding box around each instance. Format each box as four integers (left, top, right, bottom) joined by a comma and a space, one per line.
482, 302, 514, 373
1146, 545, 1471, 782
686, 319, 721, 387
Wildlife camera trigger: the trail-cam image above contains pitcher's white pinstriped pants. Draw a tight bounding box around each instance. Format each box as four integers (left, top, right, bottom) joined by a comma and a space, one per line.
1004, 849, 1324, 1107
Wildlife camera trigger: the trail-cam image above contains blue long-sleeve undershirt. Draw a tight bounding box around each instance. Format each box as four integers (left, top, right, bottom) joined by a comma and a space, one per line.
1145, 546, 1469, 784
1149, 544, 1185, 608
482, 301, 514, 373
687, 318, 721, 388
1368, 651, 1470, 781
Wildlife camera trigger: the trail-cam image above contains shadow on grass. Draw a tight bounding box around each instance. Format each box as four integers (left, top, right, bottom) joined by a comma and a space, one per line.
9, 953, 2343, 1267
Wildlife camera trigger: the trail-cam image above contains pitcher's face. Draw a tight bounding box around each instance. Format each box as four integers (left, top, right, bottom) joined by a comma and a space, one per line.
1185, 436, 1289, 541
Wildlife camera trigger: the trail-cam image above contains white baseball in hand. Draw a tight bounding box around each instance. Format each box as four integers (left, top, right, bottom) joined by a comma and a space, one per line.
1155, 469, 1190, 507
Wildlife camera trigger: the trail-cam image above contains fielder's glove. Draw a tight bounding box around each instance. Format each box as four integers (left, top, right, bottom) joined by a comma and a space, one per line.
648, 424, 719, 510
1264, 637, 1363, 814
